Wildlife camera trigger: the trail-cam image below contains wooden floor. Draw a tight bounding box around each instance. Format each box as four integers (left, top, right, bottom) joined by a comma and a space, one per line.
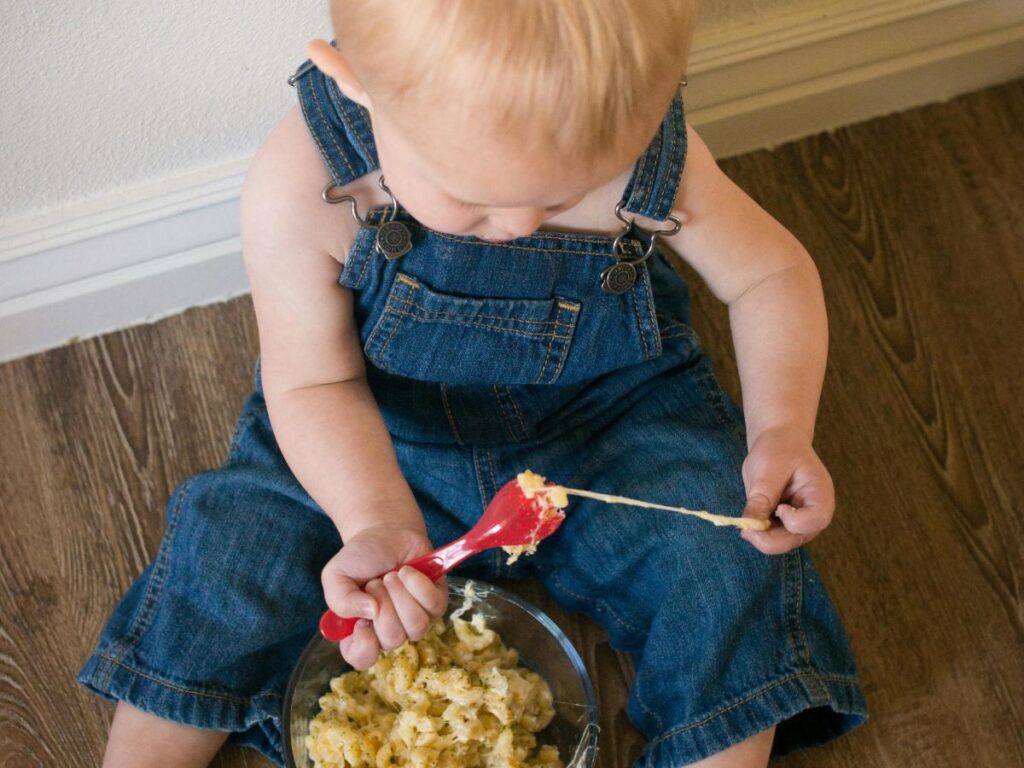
2, 79, 1023, 767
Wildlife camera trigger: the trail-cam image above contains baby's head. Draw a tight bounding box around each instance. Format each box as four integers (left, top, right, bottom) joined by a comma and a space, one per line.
307, 0, 696, 240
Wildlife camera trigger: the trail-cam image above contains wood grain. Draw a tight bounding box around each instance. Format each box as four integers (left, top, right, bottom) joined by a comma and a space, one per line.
2, 79, 1023, 767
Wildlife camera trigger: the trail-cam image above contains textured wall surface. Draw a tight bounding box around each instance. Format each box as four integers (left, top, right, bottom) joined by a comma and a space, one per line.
2, 1, 326, 225
1, 0, 873, 226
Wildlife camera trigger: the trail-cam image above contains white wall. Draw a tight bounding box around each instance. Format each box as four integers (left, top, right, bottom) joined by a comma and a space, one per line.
2, 0, 1023, 362
1, 1, 327, 227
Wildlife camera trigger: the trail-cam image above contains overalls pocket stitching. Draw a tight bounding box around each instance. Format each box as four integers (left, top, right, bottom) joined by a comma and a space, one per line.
536, 302, 580, 384
394, 290, 578, 331
375, 281, 419, 361
364, 277, 415, 358
391, 305, 572, 341
364, 272, 581, 385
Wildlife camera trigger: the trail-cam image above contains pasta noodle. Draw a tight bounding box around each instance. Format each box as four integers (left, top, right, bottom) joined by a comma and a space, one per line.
307, 602, 562, 768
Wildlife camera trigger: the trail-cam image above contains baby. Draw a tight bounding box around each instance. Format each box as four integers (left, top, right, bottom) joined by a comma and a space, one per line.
79, 1, 867, 767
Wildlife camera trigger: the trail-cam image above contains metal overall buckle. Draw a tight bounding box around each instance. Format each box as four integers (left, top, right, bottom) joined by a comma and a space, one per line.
321, 175, 412, 260
601, 202, 681, 294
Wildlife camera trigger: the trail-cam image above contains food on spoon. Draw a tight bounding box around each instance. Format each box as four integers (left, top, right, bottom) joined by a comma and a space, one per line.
502, 471, 569, 565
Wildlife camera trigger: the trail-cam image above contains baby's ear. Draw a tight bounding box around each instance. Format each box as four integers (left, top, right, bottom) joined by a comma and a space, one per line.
304, 39, 373, 110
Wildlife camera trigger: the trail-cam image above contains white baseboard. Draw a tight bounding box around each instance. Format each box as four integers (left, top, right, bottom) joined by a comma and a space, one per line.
688, 0, 1024, 157
0, 168, 250, 363
2, 0, 1023, 363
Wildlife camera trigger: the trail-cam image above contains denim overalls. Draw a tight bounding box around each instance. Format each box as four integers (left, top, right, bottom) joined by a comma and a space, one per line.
79, 50, 867, 766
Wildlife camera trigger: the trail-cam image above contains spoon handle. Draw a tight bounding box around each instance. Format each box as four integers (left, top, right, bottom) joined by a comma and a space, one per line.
318, 536, 477, 642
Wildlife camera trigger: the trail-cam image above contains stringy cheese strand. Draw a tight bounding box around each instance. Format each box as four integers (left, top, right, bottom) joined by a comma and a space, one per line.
557, 486, 771, 531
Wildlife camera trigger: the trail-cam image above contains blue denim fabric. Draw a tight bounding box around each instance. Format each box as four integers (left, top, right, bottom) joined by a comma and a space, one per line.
78, 53, 867, 766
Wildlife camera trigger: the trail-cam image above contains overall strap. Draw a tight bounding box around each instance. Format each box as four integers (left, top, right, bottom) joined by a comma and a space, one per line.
288, 41, 380, 186
618, 90, 688, 222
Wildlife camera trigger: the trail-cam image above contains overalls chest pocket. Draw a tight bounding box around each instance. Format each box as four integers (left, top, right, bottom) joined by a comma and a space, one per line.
362, 271, 582, 386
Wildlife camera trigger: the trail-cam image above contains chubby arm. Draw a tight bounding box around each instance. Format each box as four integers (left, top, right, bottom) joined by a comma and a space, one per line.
240, 106, 445, 667
670, 127, 833, 553
241, 109, 419, 540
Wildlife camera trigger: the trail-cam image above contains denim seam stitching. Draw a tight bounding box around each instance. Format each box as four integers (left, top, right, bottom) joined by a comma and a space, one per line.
337, 228, 368, 288
792, 551, 831, 701
498, 387, 527, 442
633, 672, 666, 733
224, 411, 256, 462
307, 76, 356, 181
784, 551, 811, 666
92, 652, 281, 704
651, 101, 678, 220
482, 448, 503, 577
362, 288, 396, 354
471, 447, 489, 512
298, 82, 344, 186
335, 95, 372, 165
629, 141, 652, 213
399, 221, 620, 255
644, 670, 848, 749
393, 303, 572, 327
99, 477, 192, 690
541, 303, 580, 384
353, 229, 374, 288
637, 265, 662, 359
629, 284, 651, 360
656, 98, 684, 217
375, 281, 418, 361
536, 326, 559, 385
492, 386, 520, 443
547, 334, 572, 382
439, 384, 464, 445
390, 306, 572, 340
634, 130, 659, 215
505, 386, 530, 440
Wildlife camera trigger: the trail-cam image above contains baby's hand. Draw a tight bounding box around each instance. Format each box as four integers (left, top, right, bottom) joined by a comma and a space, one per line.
321, 524, 447, 670
739, 425, 835, 555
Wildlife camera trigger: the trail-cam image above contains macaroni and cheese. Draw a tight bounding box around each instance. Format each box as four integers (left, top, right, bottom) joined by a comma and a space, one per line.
307, 605, 563, 768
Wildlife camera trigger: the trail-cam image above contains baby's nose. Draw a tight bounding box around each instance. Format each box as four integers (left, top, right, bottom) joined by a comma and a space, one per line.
488, 208, 548, 240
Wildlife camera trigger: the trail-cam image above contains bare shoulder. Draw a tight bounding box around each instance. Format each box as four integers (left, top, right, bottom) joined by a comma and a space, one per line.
542, 134, 711, 237
240, 103, 361, 267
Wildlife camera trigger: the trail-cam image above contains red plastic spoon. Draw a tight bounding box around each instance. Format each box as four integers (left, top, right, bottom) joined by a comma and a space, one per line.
319, 478, 566, 642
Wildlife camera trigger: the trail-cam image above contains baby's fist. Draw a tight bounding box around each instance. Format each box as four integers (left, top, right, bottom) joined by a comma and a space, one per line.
740, 426, 835, 555
321, 525, 447, 670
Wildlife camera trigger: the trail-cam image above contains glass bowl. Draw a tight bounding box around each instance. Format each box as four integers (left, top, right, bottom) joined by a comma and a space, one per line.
284, 577, 599, 768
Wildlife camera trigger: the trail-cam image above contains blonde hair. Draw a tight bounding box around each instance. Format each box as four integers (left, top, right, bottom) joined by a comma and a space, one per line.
331, 0, 697, 160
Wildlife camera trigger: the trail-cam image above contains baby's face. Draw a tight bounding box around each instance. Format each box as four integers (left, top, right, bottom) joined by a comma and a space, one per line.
367, 101, 635, 242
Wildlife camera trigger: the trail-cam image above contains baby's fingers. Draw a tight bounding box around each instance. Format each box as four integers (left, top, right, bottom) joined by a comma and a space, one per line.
741, 519, 809, 555
364, 578, 406, 651
339, 619, 380, 670
398, 567, 447, 618
321, 556, 378, 621
741, 503, 828, 554
776, 501, 832, 536
383, 571, 433, 642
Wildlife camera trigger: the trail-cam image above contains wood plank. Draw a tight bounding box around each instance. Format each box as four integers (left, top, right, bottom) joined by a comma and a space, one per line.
1, 79, 1022, 767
